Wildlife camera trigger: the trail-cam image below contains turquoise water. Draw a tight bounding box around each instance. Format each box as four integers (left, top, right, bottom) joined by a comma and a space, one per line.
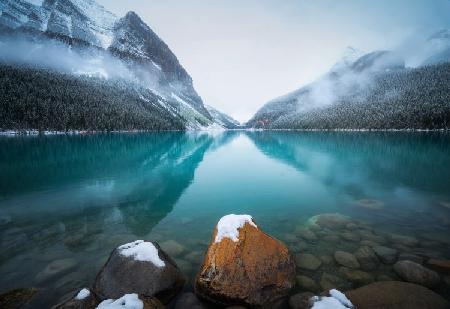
1, 131, 450, 306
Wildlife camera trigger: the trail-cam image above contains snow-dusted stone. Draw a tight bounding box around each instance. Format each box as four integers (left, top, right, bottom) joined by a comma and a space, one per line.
310, 289, 354, 309
96, 293, 163, 309
393, 260, 440, 288
195, 214, 296, 307
346, 281, 449, 309
53, 288, 98, 309
93, 240, 184, 303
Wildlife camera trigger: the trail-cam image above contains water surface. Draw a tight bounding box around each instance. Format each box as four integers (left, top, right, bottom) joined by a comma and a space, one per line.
1, 131, 449, 306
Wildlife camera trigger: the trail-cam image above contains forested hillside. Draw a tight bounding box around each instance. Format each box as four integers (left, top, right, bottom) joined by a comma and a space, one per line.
250, 63, 450, 130
0, 64, 184, 132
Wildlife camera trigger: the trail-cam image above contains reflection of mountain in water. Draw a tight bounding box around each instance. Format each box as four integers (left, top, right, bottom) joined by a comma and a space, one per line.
246, 131, 450, 198
0, 132, 239, 257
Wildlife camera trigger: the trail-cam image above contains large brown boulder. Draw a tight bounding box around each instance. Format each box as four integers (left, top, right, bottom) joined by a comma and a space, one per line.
346, 281, 449, 309
93, 240, 184, 304
195, 214, 296, 307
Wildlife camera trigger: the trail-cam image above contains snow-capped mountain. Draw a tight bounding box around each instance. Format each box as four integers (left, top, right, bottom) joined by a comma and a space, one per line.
0, 0, 235, 130
247, 45, 449, 130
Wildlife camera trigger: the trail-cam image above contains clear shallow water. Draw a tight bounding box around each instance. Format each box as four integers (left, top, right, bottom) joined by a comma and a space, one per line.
0, 131, 450, 307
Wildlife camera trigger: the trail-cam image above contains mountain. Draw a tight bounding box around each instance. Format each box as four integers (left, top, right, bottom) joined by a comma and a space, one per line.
247, 43, 450, 130
422, 29, 450, 66
205, 105, 240, 129
0, 0, 234, 131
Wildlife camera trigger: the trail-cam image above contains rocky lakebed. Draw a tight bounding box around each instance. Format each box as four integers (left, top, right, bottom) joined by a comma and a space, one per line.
1, 213, 449, 309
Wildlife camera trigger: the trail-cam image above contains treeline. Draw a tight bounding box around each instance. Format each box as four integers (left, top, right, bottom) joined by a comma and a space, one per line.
0, 64, 185, 132
271, 63, 450, 130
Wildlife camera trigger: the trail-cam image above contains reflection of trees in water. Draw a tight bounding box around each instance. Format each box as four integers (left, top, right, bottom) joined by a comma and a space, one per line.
246, 131, 450, 197
0, 132, 240, 259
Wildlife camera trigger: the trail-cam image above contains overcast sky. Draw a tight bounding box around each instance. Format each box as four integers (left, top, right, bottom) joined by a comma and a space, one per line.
98, 0, 450, 122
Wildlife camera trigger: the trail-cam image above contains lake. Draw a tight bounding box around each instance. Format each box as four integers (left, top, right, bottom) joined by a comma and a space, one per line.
1, 131, 450, 307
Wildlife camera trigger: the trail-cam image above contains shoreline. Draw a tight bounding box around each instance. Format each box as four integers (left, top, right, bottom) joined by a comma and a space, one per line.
0, 127, 449, 136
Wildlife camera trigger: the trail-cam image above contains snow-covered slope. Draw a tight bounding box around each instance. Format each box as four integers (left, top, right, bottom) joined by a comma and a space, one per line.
0, 0, 223, 130
206, 105, 240, 129
422, 29, 450, 66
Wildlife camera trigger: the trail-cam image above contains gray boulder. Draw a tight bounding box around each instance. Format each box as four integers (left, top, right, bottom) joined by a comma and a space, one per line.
334, 251, 360, 269
93, 240, 185, 303
355, 246, 379, 271
393, 260, 440, 288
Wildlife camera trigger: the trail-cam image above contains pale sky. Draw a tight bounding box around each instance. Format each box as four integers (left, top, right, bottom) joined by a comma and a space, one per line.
98, 0, 450, 122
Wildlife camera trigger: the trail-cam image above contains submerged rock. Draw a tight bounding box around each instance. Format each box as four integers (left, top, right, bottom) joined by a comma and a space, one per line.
295, 228, 317, 242
388, 233, 419, 247
355, 246, 379, 271
307, 213, 352, 230
334, 251, 360, 269
339, 267, 375, 286
355, 199, 385, 210
288, 292, 314, 309
195, 214, 296, 307
174, 292, 205, 309
295, 253, 322, 270
93, 240, 184, 303
319, 272, 348, 291
426, 259, 450, 275
346, 281, 449, 309
0, 288, 38, 309
160, 240, 185, 257
36, 258, 78, 282
297, 275, 320, 293
373, 246, 398, 264
393, 260, 440, 288
398, 253, 423, 264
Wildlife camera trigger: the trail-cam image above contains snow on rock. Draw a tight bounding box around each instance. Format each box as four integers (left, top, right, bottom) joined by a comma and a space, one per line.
311, 289, 354, 309
96, 293, 143, 309
118, 240, 165, 267
75, 288, 91, 300
215, 214, 257, 243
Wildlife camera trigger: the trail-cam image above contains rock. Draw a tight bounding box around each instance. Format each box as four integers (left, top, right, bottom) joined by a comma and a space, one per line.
36, 258, 78, 282
398, 253, 423, 264
360, 240, 379, 247
195, 215, 296, 307
184, 251, 204, 264
96, 294, 164, 309
377, 275, 395, 281
346, 281, 449, 309
175, 292, 205, 309
297, 276, 319, 293
53, 288, 98, 309
307, 213, 351, 230
359, 230, 385, 243
373, 246, 398, 264
355, 246, 379, 271
295, 253, 322, 271
318, 255, 334, 265
295, 228, 317, 242
426, 259, 450, 275
346, 222, 358, 230
340, 231, 360, 242
393, 260, 440, 288
93, 240, 185, 303
334, 251, 360, 269
355, 199, 385, 210
388, 233, 419, 247
319, 273, 347, 291
339, 267, 375, 286
0, 288, 39, 309
288, 292, 314, 309
322, 234, 340, 243
160, 240, 185, 257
